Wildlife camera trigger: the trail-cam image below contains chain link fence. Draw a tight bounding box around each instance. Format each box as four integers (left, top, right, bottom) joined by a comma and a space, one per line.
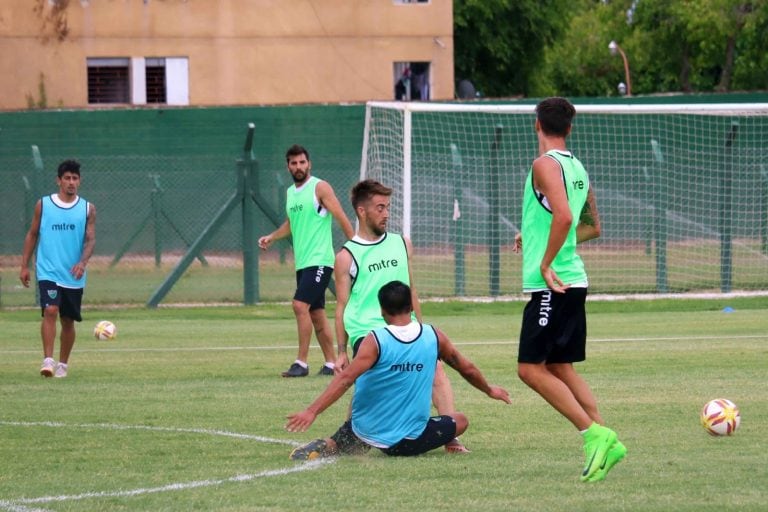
0, 106, 364, 307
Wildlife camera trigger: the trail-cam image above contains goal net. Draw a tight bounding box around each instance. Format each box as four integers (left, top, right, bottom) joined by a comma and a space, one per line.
360, 101, 768, 298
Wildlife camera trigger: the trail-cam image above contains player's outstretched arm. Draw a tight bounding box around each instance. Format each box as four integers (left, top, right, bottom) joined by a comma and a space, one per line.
435, 327, 511, 404
286, 334, 378, 432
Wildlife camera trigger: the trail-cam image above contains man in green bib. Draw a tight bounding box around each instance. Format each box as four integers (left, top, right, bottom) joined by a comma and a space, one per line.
259, 145, 354, 377
332, 179, 469, 453
515, 97, 625, 481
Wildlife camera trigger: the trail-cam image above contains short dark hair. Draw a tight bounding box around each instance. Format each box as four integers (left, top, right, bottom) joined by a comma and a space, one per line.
57, 159, 81, 178
285, 144, 310, 162
350, 179, 392, 209
378, 280, 412, 316
535, 97, 576, 137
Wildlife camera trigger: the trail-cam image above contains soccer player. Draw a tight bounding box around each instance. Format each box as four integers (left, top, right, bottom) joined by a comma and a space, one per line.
259, 145, 354, 377
285, 280, 510, 458
20, 159, 96, 378
514, 97, 625, 482
332, 179, 469, 453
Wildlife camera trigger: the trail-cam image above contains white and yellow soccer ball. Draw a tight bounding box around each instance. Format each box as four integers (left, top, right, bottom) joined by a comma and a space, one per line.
93, 320, 117, 341
700, 398, 740, 436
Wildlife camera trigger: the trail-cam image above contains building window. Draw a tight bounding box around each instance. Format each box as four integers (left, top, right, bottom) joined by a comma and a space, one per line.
394, 62, 430, 101
87, 58, 130, 104
145, 58, 167, 104
88, 56, 188, 106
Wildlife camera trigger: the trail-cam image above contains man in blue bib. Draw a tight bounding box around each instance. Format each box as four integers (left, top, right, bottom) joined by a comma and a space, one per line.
20, 159, 96, 378
285, 280, 510, 458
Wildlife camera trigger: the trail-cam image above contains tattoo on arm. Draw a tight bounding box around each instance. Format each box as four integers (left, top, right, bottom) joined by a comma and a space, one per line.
579, 194, 596, 227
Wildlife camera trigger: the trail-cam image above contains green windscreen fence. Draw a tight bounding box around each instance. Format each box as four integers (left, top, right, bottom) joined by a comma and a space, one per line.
0, 105, 364, 306
362, 102, 768, 297
2, 100, 768, 307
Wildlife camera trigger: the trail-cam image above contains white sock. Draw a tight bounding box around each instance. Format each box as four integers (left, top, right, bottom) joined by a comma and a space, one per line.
294, 360, 308, 369
324, 362, 335, 369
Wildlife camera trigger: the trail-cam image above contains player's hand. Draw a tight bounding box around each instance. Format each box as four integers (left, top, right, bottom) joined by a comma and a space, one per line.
541, 265, 568, 293
70, 262, 86, 280
334, 352, 349, 372
285, 410, 316, 432
258, 235, 272, 251
488, 385, 512, 404
512, 232, 522, 254
19, 268, 30, 288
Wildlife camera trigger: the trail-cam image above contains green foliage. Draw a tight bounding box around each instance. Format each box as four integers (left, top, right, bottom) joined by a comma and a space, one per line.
454, 0, 574, 97
629, 0, 768, 92
458, 0, 768, 97
25, 72, 49, 109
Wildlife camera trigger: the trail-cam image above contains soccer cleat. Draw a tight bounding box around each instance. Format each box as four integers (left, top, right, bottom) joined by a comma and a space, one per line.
289, 439, 335, 460
281, 363, 308, 378
444, 437, 470, 454
586, 440, 627, 482
40, 357, 55, 378
317, 365, 334, 376
54, 362, 68, 378
580, 423, 617, 482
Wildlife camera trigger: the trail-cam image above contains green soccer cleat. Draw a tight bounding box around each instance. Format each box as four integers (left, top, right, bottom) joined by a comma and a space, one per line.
586, 440, 627, 482
580, 423, 617, 482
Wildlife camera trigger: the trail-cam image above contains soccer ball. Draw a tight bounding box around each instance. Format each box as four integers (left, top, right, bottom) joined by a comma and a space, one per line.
700, 398, 740, 436
93, 320, 117, 341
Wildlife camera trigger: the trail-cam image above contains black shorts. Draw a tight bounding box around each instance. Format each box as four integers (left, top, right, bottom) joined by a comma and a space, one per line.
331, 416, 457, 457
38, 280, 83, 322
518, 287, 587, 364
351, 337, 365, 358
330, 420, 372, 456
380, 415, 457, 456
294, 266, 332, 311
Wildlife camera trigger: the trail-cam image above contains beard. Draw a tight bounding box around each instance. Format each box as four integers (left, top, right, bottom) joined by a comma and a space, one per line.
291, 171, 307, 183
370, 222, 387, 237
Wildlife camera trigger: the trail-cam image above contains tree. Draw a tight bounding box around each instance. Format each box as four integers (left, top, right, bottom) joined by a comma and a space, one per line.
462, 0, 768, 98
453, 0, 574, 98
626, 0, 768, 93
529, 2, 628, 97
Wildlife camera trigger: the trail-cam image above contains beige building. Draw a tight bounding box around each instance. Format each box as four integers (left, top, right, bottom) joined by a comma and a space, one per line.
0, 0, 454, 110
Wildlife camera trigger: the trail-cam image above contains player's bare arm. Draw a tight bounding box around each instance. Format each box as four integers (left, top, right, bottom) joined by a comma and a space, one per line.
403, 236, 422, 322
285, 334, 378, 432
533, 155, 572, 293
258, 219, 291, 250
435, 328, 511, 404
576, 185, 601, 243
316, 180, 354, 239
19, 200, 42, 288
72, 204, 97, 280
333, 249, 353, 369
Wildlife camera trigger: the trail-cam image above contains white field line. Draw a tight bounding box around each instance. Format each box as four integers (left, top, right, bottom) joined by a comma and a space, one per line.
0, 421, 301, 446
0, 421, 333, 511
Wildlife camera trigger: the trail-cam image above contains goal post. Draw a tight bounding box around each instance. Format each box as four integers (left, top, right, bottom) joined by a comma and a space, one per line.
360, 101, 768, 298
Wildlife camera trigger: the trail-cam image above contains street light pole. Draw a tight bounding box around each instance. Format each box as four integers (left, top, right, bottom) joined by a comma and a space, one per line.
609, 40, 632, 96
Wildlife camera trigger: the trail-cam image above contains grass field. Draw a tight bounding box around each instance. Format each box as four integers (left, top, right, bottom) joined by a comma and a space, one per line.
1, 298, 767, 511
